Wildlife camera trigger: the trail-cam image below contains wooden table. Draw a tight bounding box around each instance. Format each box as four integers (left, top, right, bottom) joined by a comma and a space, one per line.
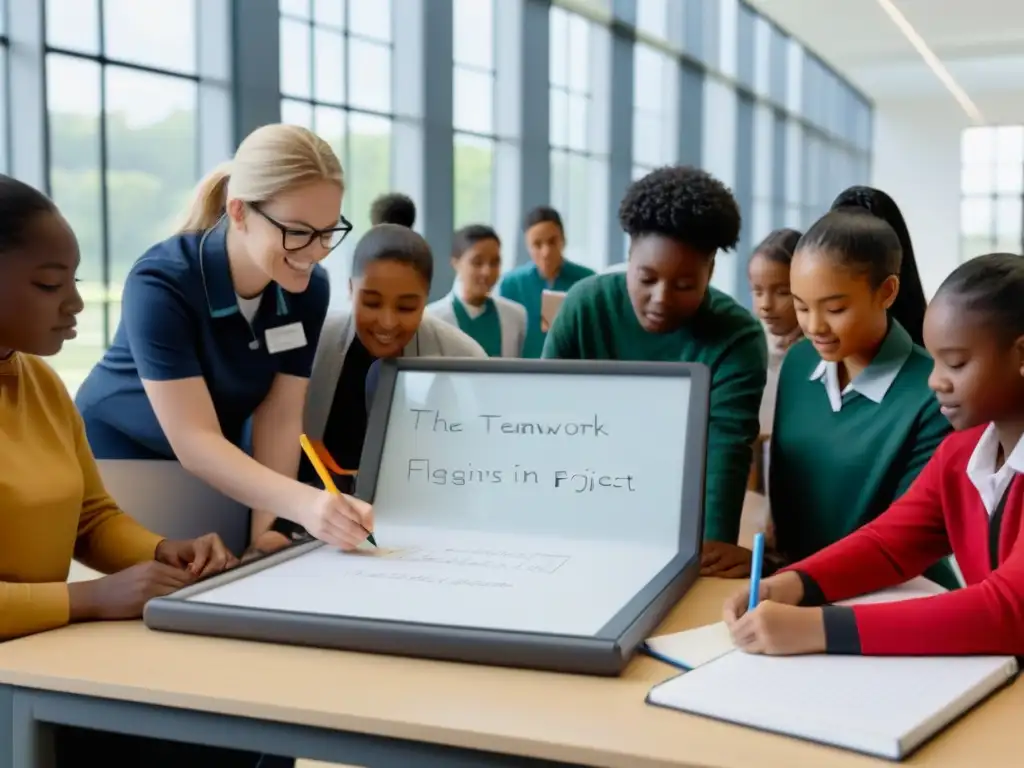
0, 578, 1019, 768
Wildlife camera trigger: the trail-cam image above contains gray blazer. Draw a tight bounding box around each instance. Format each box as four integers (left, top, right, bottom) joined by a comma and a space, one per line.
425, 292, 528, 358
304, 310, 487, 440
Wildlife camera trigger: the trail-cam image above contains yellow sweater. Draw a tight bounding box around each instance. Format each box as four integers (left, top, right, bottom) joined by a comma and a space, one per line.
0, 352, 164, 639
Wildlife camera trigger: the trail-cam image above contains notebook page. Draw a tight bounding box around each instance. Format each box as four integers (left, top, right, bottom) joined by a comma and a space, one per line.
648, 651, 1017, 759
835, 575, 947, 606
645, 621, 733, 669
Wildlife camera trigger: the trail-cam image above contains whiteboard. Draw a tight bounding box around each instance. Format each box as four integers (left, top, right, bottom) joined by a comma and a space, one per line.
190, 524, 675, 636
368, 369, 693, 548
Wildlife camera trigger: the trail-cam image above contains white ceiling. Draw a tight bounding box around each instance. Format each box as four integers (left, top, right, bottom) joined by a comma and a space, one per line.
747, 0, 1024, 118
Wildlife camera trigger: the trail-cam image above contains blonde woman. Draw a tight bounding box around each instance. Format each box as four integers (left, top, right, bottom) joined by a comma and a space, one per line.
75, 124, 373, 553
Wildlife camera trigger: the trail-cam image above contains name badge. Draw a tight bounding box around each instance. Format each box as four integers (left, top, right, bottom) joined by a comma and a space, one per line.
264, 322, 307, 355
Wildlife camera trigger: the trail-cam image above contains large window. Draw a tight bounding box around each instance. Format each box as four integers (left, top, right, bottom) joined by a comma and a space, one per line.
800, 130, 828, 226
0, 2, 8, 176
452, 0, 496, 230
794, 52, 870, 229
751, 104, 773, 245
549, 6, 609, 271
279, 0, 393, 298
702, 78, 737, 196
631, 43, 677, 178
14, 0, 873, 389
635, 0, 669, 41
961, 126, 1024, 261
783, 119, 803, 229
45, 0, 202, 394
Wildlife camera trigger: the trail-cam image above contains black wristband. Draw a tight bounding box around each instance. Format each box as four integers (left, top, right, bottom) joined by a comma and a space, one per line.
796, 571, 827, 606
822, 606, 861, 654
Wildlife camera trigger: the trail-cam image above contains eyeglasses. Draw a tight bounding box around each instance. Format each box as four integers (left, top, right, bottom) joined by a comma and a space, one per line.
249, 203, 353, 253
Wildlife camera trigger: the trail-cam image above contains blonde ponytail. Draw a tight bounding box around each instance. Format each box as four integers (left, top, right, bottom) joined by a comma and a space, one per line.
177, 163, 232, 232
176, 124, 344, 234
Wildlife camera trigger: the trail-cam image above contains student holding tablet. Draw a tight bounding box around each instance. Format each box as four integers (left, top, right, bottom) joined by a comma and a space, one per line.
427, 224, 527, 356
724, 253, 1024, 657
74, 124, 373, 550
498, 206, 595, 358
542, 166, 766, 569
766, 209, 958, 589
254, 224, 484, 553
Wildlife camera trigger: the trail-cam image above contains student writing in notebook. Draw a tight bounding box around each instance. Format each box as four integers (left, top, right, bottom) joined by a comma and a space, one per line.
426, 224, 528, 357
254, 224, 485, 554
763, 210, 958, 589
541, 166, 766, 569
722, 253, 1024, 657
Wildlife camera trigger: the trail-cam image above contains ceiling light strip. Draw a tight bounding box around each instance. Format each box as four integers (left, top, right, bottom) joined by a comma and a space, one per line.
875, 0, 985, 123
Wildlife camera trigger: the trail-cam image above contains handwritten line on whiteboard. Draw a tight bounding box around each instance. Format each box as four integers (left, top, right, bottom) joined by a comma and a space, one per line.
336, 547, 570, 574
347, 569, 514, 588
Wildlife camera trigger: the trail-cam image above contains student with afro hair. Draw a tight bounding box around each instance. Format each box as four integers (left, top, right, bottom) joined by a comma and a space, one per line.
543, 166, 767, 574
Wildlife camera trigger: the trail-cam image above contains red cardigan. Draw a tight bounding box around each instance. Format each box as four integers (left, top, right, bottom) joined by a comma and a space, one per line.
787, 424, 1024, 656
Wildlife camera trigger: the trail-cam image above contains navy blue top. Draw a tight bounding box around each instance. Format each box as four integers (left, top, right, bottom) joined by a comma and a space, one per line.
75, 222, 330, 459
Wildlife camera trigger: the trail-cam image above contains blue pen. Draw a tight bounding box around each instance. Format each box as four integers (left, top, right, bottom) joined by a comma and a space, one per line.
748, 532, 766, 613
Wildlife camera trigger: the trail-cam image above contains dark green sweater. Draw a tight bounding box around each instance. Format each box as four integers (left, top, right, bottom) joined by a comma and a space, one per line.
498, 260, 595, 358
770, 320, 959, 589
542, 273, 767, 543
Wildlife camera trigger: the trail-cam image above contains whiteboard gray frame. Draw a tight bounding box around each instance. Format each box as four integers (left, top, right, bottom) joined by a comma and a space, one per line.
145, 359, 710, 676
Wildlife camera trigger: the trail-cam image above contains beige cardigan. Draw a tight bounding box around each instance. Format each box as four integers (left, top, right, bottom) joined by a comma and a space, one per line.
426, 292, 528, 358
759, 324, 804, 436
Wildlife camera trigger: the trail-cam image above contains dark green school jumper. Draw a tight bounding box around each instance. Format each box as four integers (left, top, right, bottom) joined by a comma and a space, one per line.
452, 297, 503, 357
769, 320, 960, 589
498, 259, 595, 358
542, 273, 767, 544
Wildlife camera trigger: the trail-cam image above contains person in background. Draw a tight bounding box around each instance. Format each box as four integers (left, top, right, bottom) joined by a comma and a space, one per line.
74, 124, 373, 552
765, 209, 958, 589
724, 253, 1024, 658
427, 224, 527, 357
831, 185, 927, 347
749, 228, 803, 437
252, 224, 484, 555
498, 206, 595, 358
0, 174, 262, 766
369, 191, 417, 228
542, 166, 766, 575
747, 228, 803, 544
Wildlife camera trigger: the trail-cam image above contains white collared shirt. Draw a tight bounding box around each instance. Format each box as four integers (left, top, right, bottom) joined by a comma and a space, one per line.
809, 358, 904, 413
966, 423, 1024, 517
807, 321, 914, 413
